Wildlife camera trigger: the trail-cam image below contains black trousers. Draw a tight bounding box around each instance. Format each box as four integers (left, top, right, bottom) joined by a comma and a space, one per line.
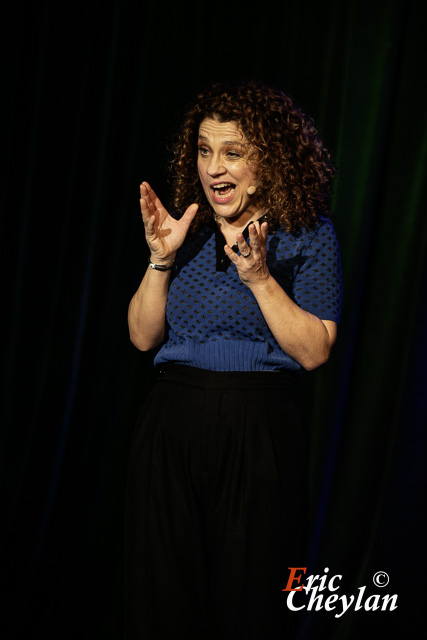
125, 365, 309, 639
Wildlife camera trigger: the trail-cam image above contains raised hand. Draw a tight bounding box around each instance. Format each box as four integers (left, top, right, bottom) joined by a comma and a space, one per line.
140, 182, 198, 264
224, 220, 270, 287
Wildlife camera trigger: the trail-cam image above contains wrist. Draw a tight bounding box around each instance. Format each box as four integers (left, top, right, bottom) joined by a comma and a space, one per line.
149, 253, 176, 266
148, 255, 176, 271
245, 271, 273, 293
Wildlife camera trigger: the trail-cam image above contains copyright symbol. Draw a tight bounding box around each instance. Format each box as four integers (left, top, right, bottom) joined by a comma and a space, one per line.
373, 571, 389, 587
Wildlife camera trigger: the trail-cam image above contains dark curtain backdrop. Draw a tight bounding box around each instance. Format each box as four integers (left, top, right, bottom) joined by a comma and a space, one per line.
2, 0, 426, 638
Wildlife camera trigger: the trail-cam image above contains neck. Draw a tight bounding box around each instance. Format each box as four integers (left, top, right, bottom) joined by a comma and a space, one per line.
215, 209, 267, 245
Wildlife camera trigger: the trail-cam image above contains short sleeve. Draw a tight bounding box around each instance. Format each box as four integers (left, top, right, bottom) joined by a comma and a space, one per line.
292, 220, 342, 322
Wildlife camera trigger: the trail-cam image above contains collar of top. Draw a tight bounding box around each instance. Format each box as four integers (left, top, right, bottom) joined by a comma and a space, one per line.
212, 214, 269, 272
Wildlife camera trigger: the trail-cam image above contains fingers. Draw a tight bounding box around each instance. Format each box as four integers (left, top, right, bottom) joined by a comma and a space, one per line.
224, 226, 258, 263
140, 181, 153, 210
260, 220, 268, 241
140, 181, 198, 236
223, 243, 240, 263
180, 203, 199, 230
235, 232, 250, 257
224, 221, 269, 285
234, 221, 268, 259
140, 181, 156, 202
140, 182, 165, 217
140, 182, 155, 223
139, 182, 167, 237
249, 220, 268, 246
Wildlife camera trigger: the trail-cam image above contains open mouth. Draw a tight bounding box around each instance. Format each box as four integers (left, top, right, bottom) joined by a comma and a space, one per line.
211, 182, 236, 203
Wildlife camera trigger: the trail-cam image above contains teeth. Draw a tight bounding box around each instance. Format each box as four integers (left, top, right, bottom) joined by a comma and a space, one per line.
213, 183, 234, 190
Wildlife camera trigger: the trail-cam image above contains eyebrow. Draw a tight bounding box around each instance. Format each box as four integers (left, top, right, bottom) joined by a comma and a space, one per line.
198, 135, 246, 147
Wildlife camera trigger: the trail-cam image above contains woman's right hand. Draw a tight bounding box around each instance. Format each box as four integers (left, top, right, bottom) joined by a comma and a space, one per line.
140, 182, 198, 264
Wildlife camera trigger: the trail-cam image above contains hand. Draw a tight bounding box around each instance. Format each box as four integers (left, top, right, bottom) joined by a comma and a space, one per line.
140, 182, 198, 263
224, 221, 270, 287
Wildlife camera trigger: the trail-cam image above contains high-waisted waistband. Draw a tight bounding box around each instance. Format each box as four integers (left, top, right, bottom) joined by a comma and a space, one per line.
156, 364, 295, 390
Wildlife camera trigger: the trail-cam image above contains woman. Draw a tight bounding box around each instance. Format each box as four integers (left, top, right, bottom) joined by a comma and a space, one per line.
125, 80, 342, 639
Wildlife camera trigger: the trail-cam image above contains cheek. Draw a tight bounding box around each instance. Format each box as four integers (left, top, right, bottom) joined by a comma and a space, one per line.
197, 163, 204, 184
197, 161, 209, 182
244, 169, 258, 187
240, 162, 257, 182
197, 168, 210, 195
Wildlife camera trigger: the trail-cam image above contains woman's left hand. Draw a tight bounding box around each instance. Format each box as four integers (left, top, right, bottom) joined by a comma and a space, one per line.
224, 221, 270, 288
224, 218, 336, 370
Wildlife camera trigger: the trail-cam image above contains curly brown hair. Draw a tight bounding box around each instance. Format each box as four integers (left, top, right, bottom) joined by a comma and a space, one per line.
169, 80, 336, 234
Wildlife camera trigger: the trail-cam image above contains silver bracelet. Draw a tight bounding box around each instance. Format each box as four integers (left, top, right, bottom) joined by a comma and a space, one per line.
148, 257, 174, 271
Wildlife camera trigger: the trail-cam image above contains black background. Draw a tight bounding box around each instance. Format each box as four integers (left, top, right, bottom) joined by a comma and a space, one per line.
2, 0, 426, 638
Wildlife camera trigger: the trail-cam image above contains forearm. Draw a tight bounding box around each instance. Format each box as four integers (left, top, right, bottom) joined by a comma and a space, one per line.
128, 264, 172, 351
248, 274, 336, 371
130, 184, 198, 351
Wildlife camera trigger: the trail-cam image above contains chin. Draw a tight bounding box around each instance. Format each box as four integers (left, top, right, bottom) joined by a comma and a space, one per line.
212, 203, 246, 219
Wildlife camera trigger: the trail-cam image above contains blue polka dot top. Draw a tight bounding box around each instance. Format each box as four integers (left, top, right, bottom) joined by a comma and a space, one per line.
154, 217, 342, 372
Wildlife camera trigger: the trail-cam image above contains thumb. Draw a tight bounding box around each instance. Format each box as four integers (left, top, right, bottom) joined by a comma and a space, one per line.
180, 203, 199, 229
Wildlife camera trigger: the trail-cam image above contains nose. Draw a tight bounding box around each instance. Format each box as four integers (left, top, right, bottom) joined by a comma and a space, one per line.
207, 153, 226, 177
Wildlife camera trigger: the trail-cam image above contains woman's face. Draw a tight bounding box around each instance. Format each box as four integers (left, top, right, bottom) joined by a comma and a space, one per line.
197, 118, 261, 225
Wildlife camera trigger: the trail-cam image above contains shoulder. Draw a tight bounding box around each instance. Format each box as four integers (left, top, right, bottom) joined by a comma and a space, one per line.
274, 217, 337, 241
271, 218, 339, 255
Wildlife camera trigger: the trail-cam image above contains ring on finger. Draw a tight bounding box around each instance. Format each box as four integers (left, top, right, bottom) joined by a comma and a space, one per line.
241, 249, 251, 258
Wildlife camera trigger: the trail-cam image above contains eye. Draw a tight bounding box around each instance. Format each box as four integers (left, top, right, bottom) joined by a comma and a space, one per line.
226, 151, 241, 159
198, 145, 210, 157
